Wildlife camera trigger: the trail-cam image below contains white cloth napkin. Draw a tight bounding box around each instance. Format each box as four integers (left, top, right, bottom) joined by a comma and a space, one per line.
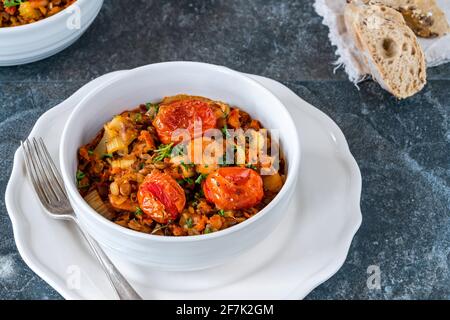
314, 0, 450, 83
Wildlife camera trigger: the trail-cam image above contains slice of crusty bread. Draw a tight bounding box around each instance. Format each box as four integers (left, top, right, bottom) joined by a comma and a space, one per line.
345, 3, 427, 98
351, 0, 450, 37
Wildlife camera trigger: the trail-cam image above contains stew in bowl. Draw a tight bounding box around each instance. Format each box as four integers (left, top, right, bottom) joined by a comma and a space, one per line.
77, 95, 285, 237
0, 0, 76, 28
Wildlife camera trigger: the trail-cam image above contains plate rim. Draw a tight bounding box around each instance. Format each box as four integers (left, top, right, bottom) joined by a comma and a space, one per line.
5, 69, 362, 300
250, 74, 362, 299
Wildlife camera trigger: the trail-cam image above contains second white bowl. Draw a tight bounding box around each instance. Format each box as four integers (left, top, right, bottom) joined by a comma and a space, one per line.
0, 0, 103, 66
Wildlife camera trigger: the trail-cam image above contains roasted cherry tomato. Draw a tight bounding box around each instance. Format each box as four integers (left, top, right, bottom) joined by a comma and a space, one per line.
137, 170, 186, 224
153, 99, 217, 144
202, 167, 264, 210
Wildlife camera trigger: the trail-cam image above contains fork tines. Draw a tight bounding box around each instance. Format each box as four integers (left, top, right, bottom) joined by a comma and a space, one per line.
21, 138, 68, 210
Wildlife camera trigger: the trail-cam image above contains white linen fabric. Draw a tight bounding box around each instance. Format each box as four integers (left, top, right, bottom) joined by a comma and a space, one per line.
314, 0, 450, 83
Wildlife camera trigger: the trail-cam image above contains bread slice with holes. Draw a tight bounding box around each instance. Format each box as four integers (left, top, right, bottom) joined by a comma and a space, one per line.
345, 3, 427, 98
351, 0, 450, 37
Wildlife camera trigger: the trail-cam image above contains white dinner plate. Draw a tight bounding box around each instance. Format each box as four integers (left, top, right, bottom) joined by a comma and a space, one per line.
5, 70, 362, 300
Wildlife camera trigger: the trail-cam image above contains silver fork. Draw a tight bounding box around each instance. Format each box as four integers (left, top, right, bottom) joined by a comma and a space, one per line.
21, 137, 142, 300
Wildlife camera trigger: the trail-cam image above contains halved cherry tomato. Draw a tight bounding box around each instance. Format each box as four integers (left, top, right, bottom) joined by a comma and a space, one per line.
137, 170, 186, 224
202, 167, 264, 210
153, 99, 217, 144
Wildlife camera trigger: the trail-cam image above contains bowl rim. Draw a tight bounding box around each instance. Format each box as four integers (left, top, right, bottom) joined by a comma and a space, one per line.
0, 0, 88, 34
60, 61, 301, 243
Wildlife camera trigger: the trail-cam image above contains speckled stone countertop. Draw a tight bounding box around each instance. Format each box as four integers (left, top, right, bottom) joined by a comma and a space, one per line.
0, 0, 449, 300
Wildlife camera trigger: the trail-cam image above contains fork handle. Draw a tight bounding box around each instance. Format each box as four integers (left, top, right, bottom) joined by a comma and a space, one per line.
72, 219, 143, 300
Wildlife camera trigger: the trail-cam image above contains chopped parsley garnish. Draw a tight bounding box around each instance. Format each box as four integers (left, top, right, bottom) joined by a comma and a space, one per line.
204, 227, 212, 234
76, 170, 88, 189
222, 124, 231, 138
102, 153, 113, 159
153, 143, 173, 162
246, 164, 257, 170
222, 110, 229, 119
172, 144, 185, 156
180, 161, 194, 170
184, 177, 194, 185
77, 178, 89, 189
195, 173, 208, 184
135, 207, 143, 216
146, 103, 159, 113
88, 150, 94, 155
4, 0, 26, 7
194, 190, 204, 200
76, 171, 85, 181
218, 209, 225, 217
134, 113, 142, 123
151, 224, 168, 234
186, 217, 193, 228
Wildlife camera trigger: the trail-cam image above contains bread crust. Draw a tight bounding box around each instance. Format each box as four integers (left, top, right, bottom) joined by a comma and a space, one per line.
345, 3, 427, 98
351, 0, 450, 37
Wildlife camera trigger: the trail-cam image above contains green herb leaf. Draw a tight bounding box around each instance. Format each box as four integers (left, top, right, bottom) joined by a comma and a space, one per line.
194, 189, 204, 200
151, 223, 169, 234
134, 113, 142, 123
222, 124, 231, 138
195, 173, 208, 184
246, 164, 257, 170
146, 103, 159, 113
153, 143, 174, 162
76, 170, 85, 181
172, 144, 185, 156
4, 0, 26, 8
88, 150, 94, 155
180, 161, 194, 171
222, 110, 229, 119
186, 217, 193, 228
135, 207, 143, 216
204, 227, 212, 234
218, 209, 225, 217
102, 153, 113, 159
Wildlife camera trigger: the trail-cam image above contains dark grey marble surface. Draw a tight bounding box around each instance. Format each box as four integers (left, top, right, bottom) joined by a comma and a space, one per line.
0, 0, 449, 300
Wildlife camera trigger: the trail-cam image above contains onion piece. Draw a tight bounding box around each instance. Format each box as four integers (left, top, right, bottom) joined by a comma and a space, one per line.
84, 190, 115, 220
111, 158, 135, 169
106, 136, 126, 154
93, 132, 108, 158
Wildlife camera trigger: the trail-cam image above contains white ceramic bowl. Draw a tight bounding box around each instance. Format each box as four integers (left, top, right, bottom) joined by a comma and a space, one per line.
0, 0, 103, 66
60, 62, 301, 271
